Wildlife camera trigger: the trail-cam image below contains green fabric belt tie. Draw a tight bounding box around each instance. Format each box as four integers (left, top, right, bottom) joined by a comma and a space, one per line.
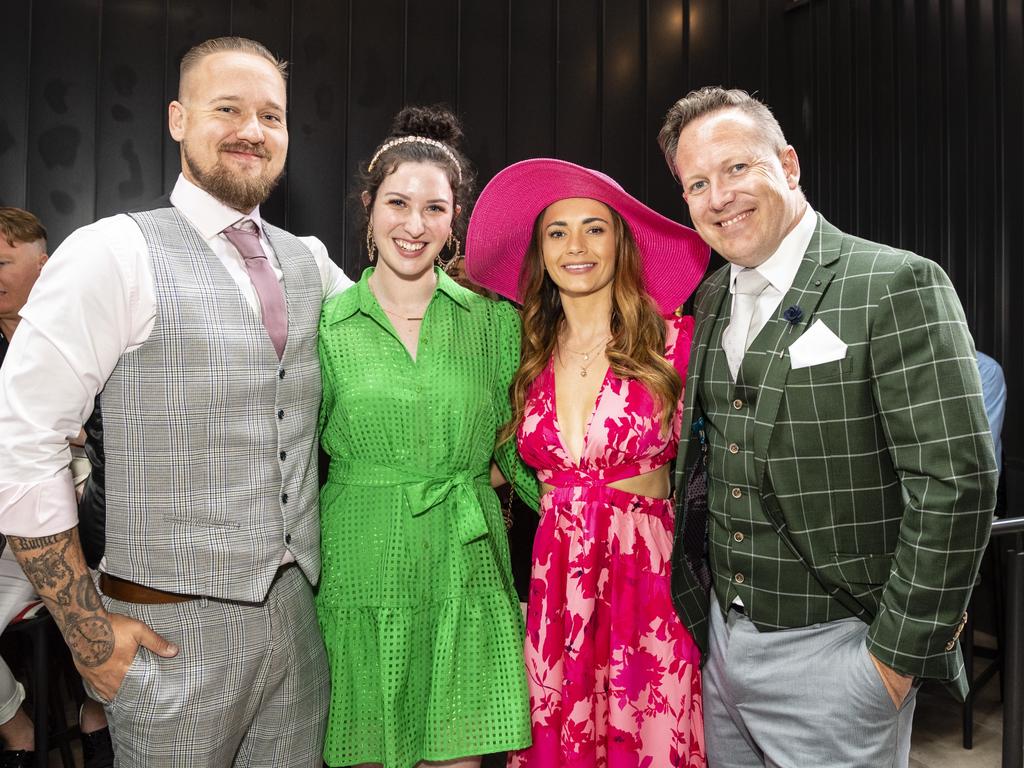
327, 462, 490, 544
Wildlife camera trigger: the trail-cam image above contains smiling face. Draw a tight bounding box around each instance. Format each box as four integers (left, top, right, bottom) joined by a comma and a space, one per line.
0, 238, 47, 325
168, 51, 288, 213
539, 198, 617, 301
365, 161, 458, 282
673, 108, 804, 268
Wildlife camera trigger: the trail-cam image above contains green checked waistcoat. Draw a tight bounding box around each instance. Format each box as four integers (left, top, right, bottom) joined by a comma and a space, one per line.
670, 214, 997, 699
700, 303, 857, 628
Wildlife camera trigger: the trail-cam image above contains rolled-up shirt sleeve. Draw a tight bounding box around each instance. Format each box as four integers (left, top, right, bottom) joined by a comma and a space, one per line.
0, 216, 152, 537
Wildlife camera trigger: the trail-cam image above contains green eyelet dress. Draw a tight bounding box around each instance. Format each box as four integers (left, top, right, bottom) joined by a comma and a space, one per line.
316, 268, 538, 768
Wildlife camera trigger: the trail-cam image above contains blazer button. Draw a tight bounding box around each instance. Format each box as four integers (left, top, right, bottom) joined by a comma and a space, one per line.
731, 487, 742, 499
733, 399, 744, 410
729, 443, 740, 454
733, 531, 745, 543
277, 409, 284, 420
734, 573, 745, 584
281, 492, 289, 503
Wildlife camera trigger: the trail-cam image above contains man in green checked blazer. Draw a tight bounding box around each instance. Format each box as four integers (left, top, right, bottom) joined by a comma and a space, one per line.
659, 87, 996, 767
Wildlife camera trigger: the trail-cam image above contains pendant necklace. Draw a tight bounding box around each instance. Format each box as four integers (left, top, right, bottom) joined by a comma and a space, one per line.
560, 335, 611, 378
380, 305, 424, 321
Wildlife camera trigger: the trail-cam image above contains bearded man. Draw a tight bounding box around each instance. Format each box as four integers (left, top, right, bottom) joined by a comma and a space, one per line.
0, 37, 351, 767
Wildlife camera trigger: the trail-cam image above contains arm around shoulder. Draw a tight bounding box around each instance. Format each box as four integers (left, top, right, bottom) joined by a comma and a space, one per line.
491, 300, 540, 512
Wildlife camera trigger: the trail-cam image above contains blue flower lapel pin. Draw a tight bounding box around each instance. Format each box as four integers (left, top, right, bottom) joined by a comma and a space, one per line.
782, 305, 804, 332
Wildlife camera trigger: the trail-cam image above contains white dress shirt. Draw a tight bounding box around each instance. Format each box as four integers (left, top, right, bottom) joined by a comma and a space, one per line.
0, 174, 353, 537
727, 204, 818, 341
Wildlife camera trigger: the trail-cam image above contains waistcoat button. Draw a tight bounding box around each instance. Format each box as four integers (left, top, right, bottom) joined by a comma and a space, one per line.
280, 451, 287, 460
277, 409, 284, 419
281, 492, 289, 503
733, 399, 743, 410
729, 443, 740, 454
731, 487, 742, 499
734, 572, 745, 584
733, 531, 745, 542
279, 369, 286, 379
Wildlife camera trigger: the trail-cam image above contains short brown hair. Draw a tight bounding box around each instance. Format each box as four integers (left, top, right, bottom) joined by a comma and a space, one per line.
0, 207, 47, 249
179, 36, 287, 98
658, 87, 787, 179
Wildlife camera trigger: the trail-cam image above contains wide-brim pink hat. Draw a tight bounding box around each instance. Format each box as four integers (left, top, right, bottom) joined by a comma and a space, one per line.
465, 158, 709, 314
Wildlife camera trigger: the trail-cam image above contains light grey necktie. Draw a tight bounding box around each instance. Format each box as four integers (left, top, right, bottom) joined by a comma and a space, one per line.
722, 268, 771, 380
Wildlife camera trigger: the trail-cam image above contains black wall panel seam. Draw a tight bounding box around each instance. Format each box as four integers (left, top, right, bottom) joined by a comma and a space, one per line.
93, 0, 104, 224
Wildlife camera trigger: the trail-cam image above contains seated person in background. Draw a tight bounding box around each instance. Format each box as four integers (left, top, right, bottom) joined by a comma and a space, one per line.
0, 207, 113, 768
976, 351, 1006, 477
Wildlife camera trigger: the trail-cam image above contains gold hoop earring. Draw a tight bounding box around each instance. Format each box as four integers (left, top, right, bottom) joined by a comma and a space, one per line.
438, 231, 461, 273
366, 221, 377, 263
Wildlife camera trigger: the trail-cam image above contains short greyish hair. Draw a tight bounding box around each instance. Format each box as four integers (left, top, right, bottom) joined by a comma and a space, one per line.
179, 36, 287, 98
657, 87, 788, 179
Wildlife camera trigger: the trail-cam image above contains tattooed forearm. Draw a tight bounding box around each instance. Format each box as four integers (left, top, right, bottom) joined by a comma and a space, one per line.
7, 528, 114, 668
65, 616, 115, 667
76, 573, 102, 611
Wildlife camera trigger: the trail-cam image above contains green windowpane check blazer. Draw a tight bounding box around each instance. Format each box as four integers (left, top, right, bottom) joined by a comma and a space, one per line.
670, 214, 997, 698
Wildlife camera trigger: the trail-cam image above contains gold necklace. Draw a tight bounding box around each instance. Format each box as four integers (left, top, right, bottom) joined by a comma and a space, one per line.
380, 305, 424, 321
559, 335, 610, 378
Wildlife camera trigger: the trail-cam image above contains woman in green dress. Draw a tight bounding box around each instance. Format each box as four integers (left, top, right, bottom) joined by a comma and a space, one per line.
316, 106, 538, 768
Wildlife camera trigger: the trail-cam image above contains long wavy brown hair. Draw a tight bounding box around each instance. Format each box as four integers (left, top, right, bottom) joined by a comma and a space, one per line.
502, 205, 682, 443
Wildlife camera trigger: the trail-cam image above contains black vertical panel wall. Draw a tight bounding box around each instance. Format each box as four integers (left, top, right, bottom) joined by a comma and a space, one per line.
0, 0, 1020, 500
769, 0, 1023, 503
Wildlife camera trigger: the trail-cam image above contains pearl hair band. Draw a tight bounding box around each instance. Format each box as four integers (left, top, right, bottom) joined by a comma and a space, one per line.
367, 136, 463, 183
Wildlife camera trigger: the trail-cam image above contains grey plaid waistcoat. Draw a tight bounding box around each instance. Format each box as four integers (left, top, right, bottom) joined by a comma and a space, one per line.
101, 207, 323, 602
700, 308, 853, 629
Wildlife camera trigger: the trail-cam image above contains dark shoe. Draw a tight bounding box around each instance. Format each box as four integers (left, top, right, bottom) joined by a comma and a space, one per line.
0, 750, 33, 768
81, 727, 114, 768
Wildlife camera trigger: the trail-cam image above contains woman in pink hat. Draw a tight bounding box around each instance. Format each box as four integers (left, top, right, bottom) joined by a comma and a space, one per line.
466, 159, 711, 768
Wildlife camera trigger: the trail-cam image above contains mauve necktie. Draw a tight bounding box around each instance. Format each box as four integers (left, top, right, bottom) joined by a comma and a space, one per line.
223, 220, 288, 359
722, 267, 771, 379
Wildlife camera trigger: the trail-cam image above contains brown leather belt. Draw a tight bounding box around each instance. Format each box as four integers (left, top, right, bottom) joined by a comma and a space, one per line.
99, 573, 194, 605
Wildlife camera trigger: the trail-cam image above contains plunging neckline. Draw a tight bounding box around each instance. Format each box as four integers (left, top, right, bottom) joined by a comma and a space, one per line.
549, 355, 612, 467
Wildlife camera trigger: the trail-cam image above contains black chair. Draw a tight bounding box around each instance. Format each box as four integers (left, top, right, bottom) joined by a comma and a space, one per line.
962, 467, 1009, 749
1, 607, 80, 768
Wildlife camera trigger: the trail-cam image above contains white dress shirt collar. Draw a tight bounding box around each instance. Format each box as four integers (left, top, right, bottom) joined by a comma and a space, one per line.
729, 204, 818, 296
169, 174, 263, 239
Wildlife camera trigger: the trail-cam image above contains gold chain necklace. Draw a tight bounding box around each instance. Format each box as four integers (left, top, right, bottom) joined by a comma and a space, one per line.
558, 335, 610, 378
380, 305, 425, 321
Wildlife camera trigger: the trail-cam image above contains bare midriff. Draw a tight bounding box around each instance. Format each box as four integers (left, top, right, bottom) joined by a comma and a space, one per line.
540, 462, 671, 500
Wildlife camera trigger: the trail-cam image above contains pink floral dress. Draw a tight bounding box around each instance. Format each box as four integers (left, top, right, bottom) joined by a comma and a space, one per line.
510, 314, 705, 768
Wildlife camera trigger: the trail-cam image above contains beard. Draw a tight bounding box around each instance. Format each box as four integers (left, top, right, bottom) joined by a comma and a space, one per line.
183, 141, 283, 212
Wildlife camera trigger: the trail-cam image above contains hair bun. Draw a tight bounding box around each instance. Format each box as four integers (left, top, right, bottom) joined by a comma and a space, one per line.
391, 105, 464, 149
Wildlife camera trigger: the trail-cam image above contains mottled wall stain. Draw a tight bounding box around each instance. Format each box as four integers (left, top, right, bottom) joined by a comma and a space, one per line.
0, 122, 15, 158
112, 65, 136, 97
118, 140, 143, 199
50, 189, 74, 214
43, 80, 69, 114
37, 125, 80, 169
111, 104, 133, 122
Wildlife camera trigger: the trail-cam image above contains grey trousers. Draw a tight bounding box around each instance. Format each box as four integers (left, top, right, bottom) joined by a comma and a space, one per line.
95, 565, 329, 768
705, 599, 917, 768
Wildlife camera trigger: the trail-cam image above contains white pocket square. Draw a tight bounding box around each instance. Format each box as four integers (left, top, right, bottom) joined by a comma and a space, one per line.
789, 319, 848, 370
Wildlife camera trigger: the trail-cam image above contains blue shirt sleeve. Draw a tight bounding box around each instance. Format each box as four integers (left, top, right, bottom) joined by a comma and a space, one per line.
976, 351, 1007, 474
